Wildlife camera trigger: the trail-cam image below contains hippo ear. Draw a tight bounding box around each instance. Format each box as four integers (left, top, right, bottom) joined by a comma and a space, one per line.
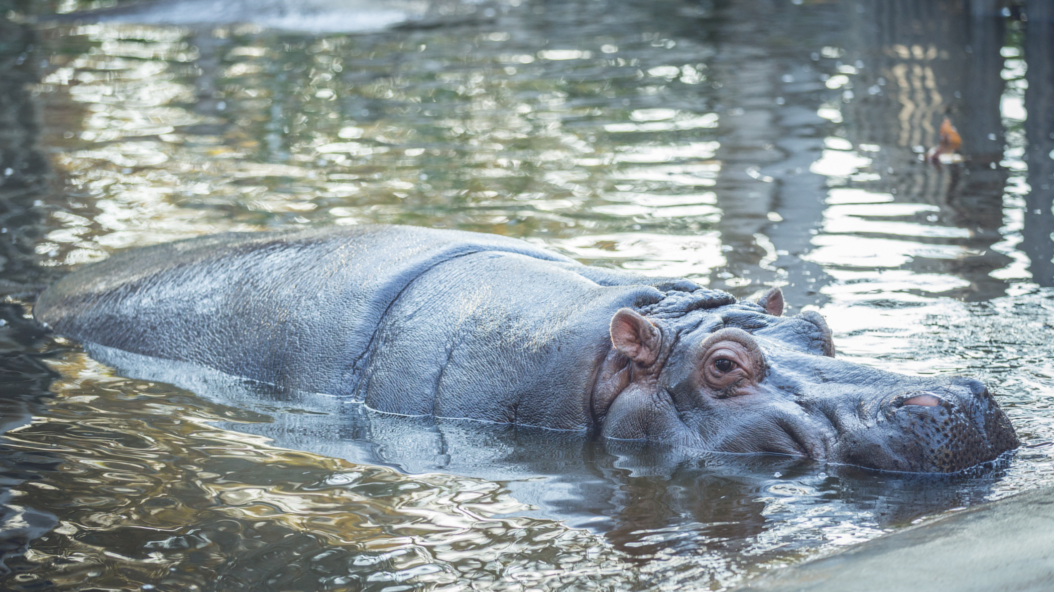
610, 308, 662, 366
757, 287, 784, 317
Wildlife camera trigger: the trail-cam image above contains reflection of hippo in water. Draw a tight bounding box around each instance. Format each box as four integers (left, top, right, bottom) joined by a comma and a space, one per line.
33, 225, 1018, 473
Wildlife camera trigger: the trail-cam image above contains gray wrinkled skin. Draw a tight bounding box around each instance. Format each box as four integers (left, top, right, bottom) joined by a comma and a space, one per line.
33, 225, 1018, 473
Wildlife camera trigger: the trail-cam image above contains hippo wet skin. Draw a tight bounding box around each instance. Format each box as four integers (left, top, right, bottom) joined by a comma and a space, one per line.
33, 225, 1018, 473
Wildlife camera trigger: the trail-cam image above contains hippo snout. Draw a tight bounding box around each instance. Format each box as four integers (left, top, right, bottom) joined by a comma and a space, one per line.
849, 379, 1020, 473
655, 313, 1018, 474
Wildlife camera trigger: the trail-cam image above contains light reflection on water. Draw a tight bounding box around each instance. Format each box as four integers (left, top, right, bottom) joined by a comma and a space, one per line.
1, 0, 1053, 590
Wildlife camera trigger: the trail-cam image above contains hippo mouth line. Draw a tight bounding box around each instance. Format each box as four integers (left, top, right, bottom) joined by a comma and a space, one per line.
826, 448, 1018, 476
778, 416, 831, 461
673, 442, 1016, 476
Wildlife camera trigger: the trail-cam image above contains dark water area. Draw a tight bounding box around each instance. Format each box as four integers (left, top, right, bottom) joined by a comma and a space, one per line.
0, 0, 1053, 590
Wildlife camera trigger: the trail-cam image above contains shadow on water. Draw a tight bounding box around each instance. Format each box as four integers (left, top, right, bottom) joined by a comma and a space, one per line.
0, 0, 1052, 590
1023, 1, 1054, 287
0, 306, 60, 577
833, 0, 1014, 301
0, 1, 64, 575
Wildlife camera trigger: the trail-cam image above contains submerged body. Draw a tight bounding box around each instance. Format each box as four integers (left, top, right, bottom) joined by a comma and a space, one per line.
34, 225, 1018, 472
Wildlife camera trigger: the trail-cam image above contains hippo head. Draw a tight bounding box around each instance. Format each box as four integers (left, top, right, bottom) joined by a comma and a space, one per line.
594, 288, 1019, 473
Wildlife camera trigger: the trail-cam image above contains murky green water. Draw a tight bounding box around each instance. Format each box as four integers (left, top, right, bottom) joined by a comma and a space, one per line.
1, 0, 1053, 590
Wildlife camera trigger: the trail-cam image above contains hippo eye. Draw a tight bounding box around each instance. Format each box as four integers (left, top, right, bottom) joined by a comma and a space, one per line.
696, 329, 767, 395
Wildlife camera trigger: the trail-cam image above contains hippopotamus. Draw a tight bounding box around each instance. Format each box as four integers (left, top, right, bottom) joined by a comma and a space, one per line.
33, 225, 1018, 473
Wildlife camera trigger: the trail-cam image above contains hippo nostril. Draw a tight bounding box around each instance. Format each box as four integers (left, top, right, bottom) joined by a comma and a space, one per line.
902, 394, 941, 407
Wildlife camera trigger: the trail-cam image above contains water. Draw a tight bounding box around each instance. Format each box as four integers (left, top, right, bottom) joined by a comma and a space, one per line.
1, 0, 1053, 589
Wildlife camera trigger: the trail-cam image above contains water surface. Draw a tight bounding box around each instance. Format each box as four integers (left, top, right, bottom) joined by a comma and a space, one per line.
1, 0, 1053, 590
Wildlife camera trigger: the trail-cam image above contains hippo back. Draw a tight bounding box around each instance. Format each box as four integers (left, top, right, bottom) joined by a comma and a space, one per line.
34, 225, 575, 396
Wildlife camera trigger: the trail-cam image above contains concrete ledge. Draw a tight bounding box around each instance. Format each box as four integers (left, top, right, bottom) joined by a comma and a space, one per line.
735, 486, 1054, 592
